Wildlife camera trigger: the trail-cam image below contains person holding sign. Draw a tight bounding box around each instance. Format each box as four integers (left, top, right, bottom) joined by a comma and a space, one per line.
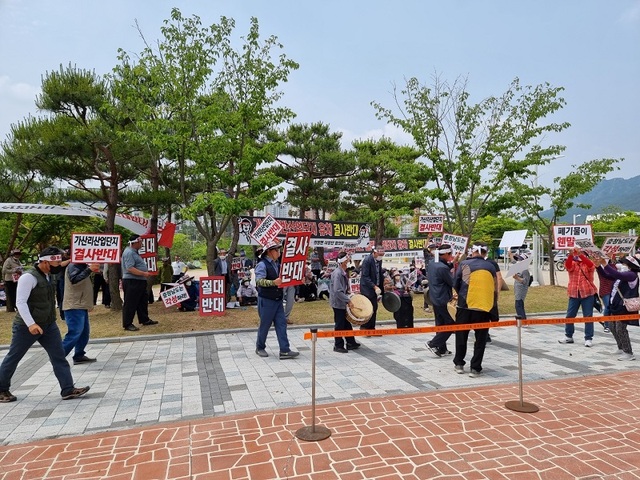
254, 242, 299, 360
510, 253, 531, 320
595, 255, 640, 361
62, 261, 101, 364
121, 234, 158, 332
558, 247, 596, 347
330, 252, 360, 353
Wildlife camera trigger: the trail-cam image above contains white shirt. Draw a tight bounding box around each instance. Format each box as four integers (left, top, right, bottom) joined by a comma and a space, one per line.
172, 261, 185, 276
15, 272, 43, 327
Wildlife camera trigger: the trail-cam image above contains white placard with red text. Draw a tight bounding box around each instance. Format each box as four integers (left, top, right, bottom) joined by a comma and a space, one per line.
418, 215, 444, 233
349, 277, 361, 294
441, 233, 469, 256
160, 284, 189, 307
279, 231, 312, 288
574, 238, 606, 263
601, 236, 638, 256
231, 257, 243, 272
199, 276, 226, 316
553, 224, 594, 250
251, 214, 283, 247
71, 233, 121, 263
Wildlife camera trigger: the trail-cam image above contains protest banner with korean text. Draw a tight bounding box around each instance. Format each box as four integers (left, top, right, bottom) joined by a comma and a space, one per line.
199, 276, 226, 316
601, 236, 638, 256
349, 277, 361, 294
138, 234, 158, 275
574, 238, 606, 263
71, 233, 121, 264
418, 215, 444, 233
250, 214, 282, 246
441, 233, 469, 256
553, 224, 594, 250
160, 284, 189, 308
280, 231, 312, 288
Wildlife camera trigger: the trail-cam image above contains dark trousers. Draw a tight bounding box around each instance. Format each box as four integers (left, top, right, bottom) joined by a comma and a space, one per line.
0, 321, 75, 396
4, 280, 17, 312
122, 279, 151, 327
359, 291, 378, 330
429, 304, 455, 353
394, 296, 414, 328
93, 274, 111, 306
454, 308, 491, 372
333, 308, 357, 349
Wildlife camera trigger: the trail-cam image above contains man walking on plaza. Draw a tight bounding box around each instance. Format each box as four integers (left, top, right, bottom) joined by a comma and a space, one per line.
62, 260, 101, 365
254, 241, 299, 359
426, 244, 456, 357
0, 246, 90, 403
452, 244, 498, 378
121, 234, 158, 331
359, 245, 385, 332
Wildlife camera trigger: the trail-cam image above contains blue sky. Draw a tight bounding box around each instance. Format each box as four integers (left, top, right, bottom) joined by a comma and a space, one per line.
1, 0, 638, 187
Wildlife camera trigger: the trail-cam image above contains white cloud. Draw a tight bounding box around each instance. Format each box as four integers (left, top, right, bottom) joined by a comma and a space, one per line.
338, 123, 415, 149
619, 0, 640, 23
0, 75, 40, 101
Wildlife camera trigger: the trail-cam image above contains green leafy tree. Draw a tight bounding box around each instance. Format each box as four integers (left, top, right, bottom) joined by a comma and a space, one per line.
1, 64, 149, 309
509, 158, 620, 285
341, 137, 429, 244
473, 215, 526, 257
270, 122, 355, 219
372, 76, 569, 237
112, 10, 298, 274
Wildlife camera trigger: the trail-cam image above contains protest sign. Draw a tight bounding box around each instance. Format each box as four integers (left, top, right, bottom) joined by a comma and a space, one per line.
160, 284, 189, 308
349, 277, 361, 294
601, 236, 638, 256
138, 234, 158, 275
441, 233, 469, 256
250, 214, 282, 247
199, 276, 226, 316
280, 231, 312, 288
71, 233, 121, 263
553, 224, 593, 249
418, 215, 444, 233
574, 238, 606, 263
505, 255, 534, 278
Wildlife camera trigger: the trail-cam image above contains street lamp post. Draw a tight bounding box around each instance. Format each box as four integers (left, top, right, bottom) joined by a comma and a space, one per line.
573, 214, 582, 225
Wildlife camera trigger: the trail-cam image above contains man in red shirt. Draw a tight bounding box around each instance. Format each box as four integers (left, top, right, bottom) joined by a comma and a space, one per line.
559, 247, 597, 347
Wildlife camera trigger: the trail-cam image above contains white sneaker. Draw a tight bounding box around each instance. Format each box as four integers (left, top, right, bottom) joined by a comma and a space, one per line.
584, 340, 593, 347
558, 336, 574, 344
618, 353, 636, 361
615, 349, 624, 355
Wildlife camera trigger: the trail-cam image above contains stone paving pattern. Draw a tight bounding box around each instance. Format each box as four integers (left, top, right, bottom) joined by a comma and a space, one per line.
1, 316, 639, 478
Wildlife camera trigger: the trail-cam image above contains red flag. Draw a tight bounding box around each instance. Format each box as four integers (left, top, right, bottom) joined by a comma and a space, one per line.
158, 222, 177, 248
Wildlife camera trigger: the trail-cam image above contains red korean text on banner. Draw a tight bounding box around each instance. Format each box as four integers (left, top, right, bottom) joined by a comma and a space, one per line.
418, 215, 444, 233
250, 214, 283, 247
71, 233, 122, 264
231, 257, 243, 272
279, 231, 312, 288
349, 277, 360, 294
553, 224, 594, 250
199, 276, 226, 316
138, 234, 158, 275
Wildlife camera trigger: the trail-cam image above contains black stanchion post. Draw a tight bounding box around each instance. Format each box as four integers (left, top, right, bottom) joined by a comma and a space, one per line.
505, 316, 539, 413
295, 328, 331, 441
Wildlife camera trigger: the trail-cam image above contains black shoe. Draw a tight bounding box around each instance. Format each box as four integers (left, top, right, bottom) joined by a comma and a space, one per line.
427, 344, 442, 357
486, 334, 492, 343
255, 349, 268, 358
140, 320, 159, 326
73, 356, 97, 365
333, 346, 348, 353
346, 343, 361, 350
62, 386, 90, 400
124, 324, 139, 332
279, 351, 300, 360
0, 390, 17, 403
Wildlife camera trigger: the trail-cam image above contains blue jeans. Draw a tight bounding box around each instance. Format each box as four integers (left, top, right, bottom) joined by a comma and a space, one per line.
0, 321, 75, 396
515, 299, 526, 319
256, 296, 291, 353
565, 295, 594, 340
62, 309, 90, 359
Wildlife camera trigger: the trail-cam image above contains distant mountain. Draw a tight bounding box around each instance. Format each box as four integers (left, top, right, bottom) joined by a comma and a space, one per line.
541, 175, 640, 221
